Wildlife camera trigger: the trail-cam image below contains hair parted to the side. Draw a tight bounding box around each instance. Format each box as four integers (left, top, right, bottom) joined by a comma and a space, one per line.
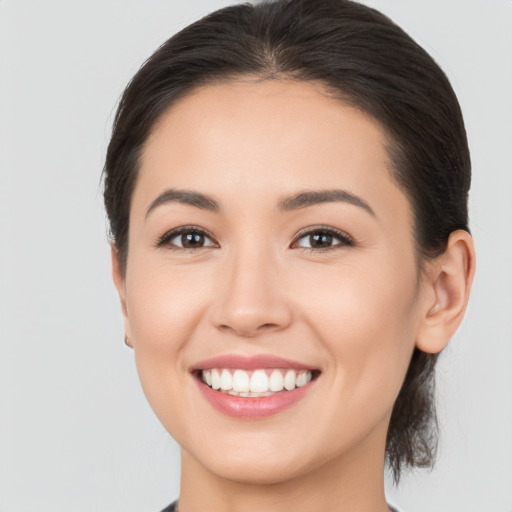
103, 0, 471, 482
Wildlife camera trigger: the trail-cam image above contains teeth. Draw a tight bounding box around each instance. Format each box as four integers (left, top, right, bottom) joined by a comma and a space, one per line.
296, 371, 311, 387
250, 369, 269, 392
230, 391, 274, 397
200, 368, 314, 394
220, 369, 232, 391
232, 369, 250, 392
269, 369, 284, 391
284, 369, 296, 391
211, 369, 221, 390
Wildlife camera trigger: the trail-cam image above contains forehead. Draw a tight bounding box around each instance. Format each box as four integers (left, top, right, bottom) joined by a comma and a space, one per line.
135, 79, 411, 225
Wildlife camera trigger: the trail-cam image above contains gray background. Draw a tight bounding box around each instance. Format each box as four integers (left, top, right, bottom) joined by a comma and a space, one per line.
0, 1, 511, 511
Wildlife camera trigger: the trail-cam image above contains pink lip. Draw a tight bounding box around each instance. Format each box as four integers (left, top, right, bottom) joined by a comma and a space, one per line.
190, 353, 319, 419
195, 377, 316, 419
191, 354, 317, 371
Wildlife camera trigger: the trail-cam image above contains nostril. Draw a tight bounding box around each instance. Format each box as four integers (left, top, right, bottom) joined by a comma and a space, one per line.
217, 322, 280, 338
260, 323, 279, 329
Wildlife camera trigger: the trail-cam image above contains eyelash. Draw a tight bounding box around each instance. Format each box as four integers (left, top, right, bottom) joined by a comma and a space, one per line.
155, 225, 355, 253
291, 225, 355, 252
155, 225, 218, 252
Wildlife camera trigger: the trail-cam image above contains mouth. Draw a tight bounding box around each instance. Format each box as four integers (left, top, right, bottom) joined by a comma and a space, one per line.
194, 368, 320, 397
190, 354, 321, 418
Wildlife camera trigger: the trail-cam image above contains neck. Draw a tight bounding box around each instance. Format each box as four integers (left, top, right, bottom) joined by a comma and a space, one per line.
178, 422, 390, 512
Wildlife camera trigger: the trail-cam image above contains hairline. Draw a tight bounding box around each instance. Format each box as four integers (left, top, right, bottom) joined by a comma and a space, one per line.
119, 73, 432, 280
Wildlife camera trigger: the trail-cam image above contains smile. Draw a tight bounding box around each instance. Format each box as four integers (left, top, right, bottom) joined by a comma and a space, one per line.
191, 354, 321, 419
200, 368, 314, 396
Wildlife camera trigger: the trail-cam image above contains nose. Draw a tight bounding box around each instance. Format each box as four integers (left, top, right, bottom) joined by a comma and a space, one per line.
210, 247, 293, 338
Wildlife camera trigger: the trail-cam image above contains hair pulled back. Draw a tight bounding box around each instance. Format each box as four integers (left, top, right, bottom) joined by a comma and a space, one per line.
103, 0, 471, 482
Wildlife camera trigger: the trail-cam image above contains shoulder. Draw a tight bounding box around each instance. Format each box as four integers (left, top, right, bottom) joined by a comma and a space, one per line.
160, 501, 178, 512
161, 500, 400, 511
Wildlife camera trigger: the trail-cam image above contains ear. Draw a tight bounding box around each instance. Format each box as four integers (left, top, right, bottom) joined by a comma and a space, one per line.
416, 230, 476, 354
111, 244, 133, 348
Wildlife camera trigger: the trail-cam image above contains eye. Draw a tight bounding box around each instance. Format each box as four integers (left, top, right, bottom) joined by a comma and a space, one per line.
292, 226, 354, 251
156, 226, 217, 250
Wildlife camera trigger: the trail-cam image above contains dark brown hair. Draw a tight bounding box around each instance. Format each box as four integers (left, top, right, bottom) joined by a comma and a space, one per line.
103, 0, 471, 482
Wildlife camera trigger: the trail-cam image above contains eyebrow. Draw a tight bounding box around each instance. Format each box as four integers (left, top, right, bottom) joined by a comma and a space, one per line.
145, 189, 220, 218
145, 187, 375, 218
277, 189, 375, 216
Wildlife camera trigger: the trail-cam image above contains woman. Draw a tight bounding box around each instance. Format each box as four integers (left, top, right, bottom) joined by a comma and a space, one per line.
103, 0, 475, 510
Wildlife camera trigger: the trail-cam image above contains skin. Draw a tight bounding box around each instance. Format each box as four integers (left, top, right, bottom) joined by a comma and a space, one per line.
112, 79, 475, 512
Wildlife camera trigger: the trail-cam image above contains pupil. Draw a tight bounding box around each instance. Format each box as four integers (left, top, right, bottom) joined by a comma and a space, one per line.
311, 233, 332, 248
182, 232, 204, 248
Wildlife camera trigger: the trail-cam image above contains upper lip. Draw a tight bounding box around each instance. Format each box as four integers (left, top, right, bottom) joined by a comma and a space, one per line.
190, 354, 319, 372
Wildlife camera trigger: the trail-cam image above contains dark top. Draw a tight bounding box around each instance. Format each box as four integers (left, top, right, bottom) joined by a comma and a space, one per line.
161, 500, 400, 511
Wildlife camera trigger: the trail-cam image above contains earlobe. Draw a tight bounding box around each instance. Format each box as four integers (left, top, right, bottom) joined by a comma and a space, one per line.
416, 230, 476, 354
111, 244, 133, 346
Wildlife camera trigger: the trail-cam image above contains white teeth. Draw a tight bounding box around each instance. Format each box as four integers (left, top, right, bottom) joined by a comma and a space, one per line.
296, 371, 310, 387
232, 369, 250, 392
284, 369, 296, 391
227, 391, 274, 397
220, 369, 233, 391
211, 369, 221, 390
250, 369, 269, 392
269, 369, 284, 391
201, 368, 314, 394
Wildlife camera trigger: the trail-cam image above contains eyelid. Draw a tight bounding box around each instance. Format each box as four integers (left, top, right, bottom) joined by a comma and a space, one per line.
155, 224, 355, 251
291, 225, 355, 250
155, 225, 218, 249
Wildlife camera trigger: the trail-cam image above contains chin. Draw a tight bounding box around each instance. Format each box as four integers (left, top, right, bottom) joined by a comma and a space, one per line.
204, 454, 307, 485
183, 430, 333, 486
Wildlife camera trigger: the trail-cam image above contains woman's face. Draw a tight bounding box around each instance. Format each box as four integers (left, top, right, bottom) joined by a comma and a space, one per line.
115, 79, 433, 484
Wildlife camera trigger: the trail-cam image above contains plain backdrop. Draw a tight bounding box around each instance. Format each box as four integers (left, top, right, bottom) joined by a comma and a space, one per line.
0, 1, 511, 511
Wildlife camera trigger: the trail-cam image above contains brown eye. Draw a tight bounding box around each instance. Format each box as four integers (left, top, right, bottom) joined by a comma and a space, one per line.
309, 232, 334, 248
293, 227, 354, 250
179, 232, 207, 248
157, 227, 217, 250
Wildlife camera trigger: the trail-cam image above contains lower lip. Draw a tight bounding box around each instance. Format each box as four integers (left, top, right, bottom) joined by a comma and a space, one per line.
195, 376, 316, 419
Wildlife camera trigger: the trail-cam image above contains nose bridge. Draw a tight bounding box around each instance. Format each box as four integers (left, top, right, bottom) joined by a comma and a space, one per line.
212, 236, 292, 337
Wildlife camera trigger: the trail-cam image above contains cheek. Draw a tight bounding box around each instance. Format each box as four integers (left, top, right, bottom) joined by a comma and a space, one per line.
295, 256, 419, 416
127, 257, 211, 346
309, 247, 418, 337
125, 239, 421, 455
125, 259, 214, 416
